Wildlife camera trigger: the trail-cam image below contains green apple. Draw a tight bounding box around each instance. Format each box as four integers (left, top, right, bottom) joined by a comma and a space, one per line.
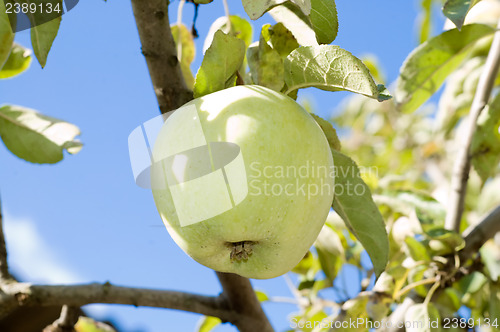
151, 85, 334, 279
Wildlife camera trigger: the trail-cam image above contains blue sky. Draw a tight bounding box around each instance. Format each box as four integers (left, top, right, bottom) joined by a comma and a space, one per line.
0, 1, 444, 331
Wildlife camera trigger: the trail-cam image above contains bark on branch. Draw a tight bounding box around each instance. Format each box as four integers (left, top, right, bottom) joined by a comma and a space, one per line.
129, 1, 274, 331
130, 0, 193, 114
0, 282, 229, 321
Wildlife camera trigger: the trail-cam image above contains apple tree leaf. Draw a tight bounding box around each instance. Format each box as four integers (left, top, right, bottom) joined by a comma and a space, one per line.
404, 237, 431, 262
314, 224, 344, 282
247, 25, 285, 91
310, 114, 341, 151
0, 0, 15, 68
0, 105, 82, 164
203, 15, 253, 53
404, 303, 441, 332
31, 14, 61, 68
75, 317, 116, 332
490, 283, 500, 318
284, 45, 390, 101
471, 92, 500, 183
310, 0, 338, 44
269, 2, 318, 46
330, 149, 389, 277
197, 316, 221, 332
396, 24, 494, 113
443, 0, 482, 30
261, 23, 299, 59
194, 30, 245, 98
242, 0, 311, 20
171, 24, 196, 89
0, 43, 31, 79
255, 290, 269, 302
481, 242, 500, 282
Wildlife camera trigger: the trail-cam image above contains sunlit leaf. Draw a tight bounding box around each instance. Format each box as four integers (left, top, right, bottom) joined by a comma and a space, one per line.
331, 149, 389, 277
247, 26, 284, 91
0, 105, 82, 164
203, 15, 253, 53
197, 316, 221, 332
0, 0, 15, 68
260, 23, 299, 59
171, 24, 195, 89
481, 242, 500, 282
314, 224, 344, 282
194, 30, 245, 98
396, 24, 494, 113
443, 0, 482, 30
0, 43, 31, 79
404, 303, 440, 332
471, 92, 500, 183
405, 237, 431, 262
255, 290, 269, 302
310, 0, 338, 44
75, 317, 116, 332
269, 2, 318, 46
285, 45, 390, 101
242, 0, 311, 20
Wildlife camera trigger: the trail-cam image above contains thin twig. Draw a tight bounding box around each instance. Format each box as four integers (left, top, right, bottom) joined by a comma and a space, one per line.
43, 305, 81, 332
395, 276, 439, 300
222, 0, 232, 34
176, 0, 185, 61
445, 19, 500, 232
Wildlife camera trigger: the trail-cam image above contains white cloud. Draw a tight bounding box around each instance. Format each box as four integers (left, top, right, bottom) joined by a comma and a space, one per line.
3, 213, 83, 284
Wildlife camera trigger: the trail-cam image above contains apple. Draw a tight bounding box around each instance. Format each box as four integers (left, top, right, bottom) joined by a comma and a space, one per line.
150, 85, 334, 279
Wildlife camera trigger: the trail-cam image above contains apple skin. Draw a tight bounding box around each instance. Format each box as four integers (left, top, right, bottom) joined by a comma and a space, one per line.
151, 85, 334, 279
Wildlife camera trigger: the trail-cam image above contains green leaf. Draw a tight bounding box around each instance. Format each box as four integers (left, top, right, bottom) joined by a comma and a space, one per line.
269, 2, 318, 46
404, 237, 431, 262
458, 271, 488, 295
30, 10, 61, 68
471, 93, 500, 183
171, 24, 195, 89
396, 24, 494, 113
203, 15, 253, 53
481, 242, 500, 282
314, 224, 344, 282
375, 190, 446, 232
242, 0, 311, 20
331, 149, 389, 277
0, 0, 15, 68
75, 317, 116, 332
404, 303, 441, 332
0, 43, 31, 79
311, 114, 341, 151
247, 26, 285, 91
260, 23, 299, 59
242, 0, 287, 20
285, 45, 390, 101
255, 290, 269, 302
193, 30, 245, 98
490, 283, 500, 320
0, 105, 82, 164
443, 0, 482, 30
197, 316, 222, 332
310, 0, 338, 44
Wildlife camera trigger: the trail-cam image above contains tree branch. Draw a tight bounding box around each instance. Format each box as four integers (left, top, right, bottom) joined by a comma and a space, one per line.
382, 204, 500, 332
130, 0, 193, 114
216, 272, 274, 332
129, 2, 274, 331
0, 196, 13, 282
445, 19, 500, 232
0, 282, 230, 321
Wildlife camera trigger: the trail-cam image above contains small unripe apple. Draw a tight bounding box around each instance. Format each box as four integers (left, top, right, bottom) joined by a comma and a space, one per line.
151, 85, 334, 279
